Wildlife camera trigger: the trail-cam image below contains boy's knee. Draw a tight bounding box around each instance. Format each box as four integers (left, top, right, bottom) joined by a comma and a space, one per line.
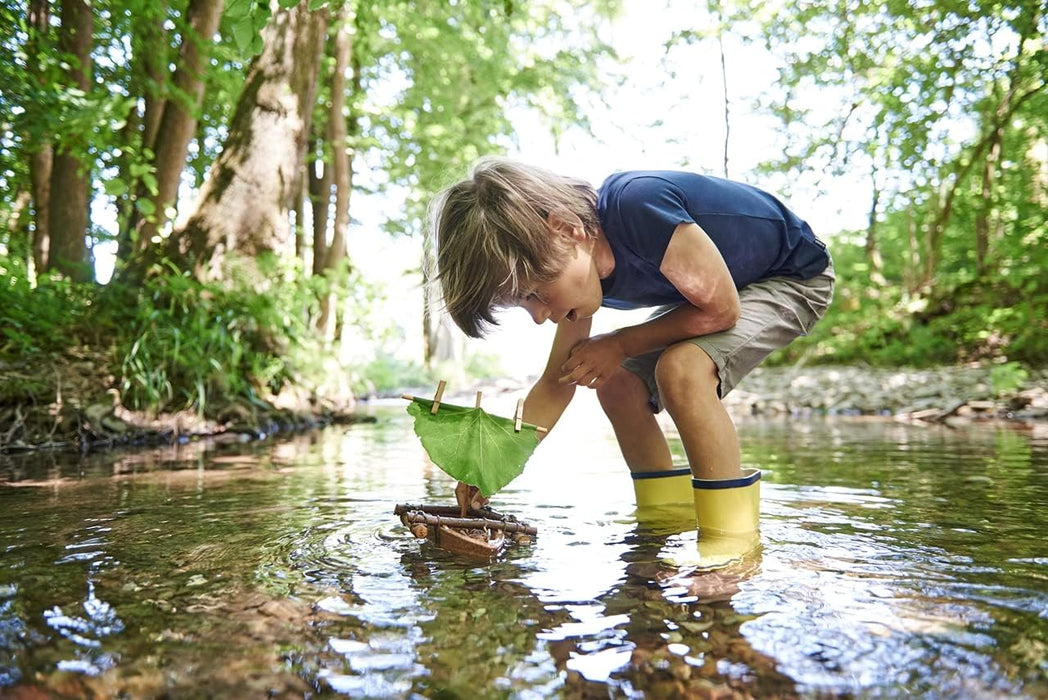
596, 368, 650, 418
655, 343, 719, 406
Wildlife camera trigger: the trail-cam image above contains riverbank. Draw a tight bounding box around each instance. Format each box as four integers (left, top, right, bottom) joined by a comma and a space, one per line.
0, 349, 368, 455
2, 360, 1046, 455
722, 364, 1048, 423
460, 363, 1048, 426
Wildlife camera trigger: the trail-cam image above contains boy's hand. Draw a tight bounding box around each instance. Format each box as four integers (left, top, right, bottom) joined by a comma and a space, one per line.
455, 481, 488, 516
558, 332, 626, 389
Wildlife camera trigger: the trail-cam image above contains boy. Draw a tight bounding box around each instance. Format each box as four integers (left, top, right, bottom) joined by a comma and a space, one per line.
432, 159, 833, 537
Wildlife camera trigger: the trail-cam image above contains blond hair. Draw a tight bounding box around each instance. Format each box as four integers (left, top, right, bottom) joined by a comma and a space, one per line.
430, 158, 599, 337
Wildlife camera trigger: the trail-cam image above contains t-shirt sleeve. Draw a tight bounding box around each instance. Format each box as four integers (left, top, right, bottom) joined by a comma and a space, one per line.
614, 176, 695, 264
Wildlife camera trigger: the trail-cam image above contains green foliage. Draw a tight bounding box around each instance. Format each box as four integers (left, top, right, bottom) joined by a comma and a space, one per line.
356, 0, 620, 237
0, 257, 93, 356
0, 251, 347, 416
406, 397, 540, 496
991, 362, 1030, 397
114, 257, 327, 414
768, 234, 1048, 368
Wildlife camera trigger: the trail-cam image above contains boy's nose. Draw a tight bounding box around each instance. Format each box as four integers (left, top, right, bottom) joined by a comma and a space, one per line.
523, 300, 550, 325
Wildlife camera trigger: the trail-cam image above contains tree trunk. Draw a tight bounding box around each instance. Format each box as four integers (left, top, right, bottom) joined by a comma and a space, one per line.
167, 1, 328, 281
134, 0, 224, 254
317, 6, 354, 337
865, 182, 886, 287
47, 0, 92, 281
294, 174, 307, 261
713, 0, 730, 179
904, 207, 919, 295
26, 0, 52, 273
308, 137, 332, 276
975, 130, 1002, 275
115, 1, 169, 261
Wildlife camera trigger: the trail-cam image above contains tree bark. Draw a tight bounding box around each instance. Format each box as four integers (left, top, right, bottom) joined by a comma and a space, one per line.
975, 130, 1002, 274
308, 136, 332, 276
26, 0, 52, 273
167, 1, 328, 281
115, 1, 169, 261
134, 0, 224, 254
47, 0, 93, 281
317, 6, 354, 337
865, 181, 886, 287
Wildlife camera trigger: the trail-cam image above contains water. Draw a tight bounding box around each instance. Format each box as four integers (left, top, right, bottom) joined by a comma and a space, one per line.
1, 392, 1046, 698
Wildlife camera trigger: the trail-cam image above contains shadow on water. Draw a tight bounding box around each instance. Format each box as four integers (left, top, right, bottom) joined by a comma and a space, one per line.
1, 396, 1047, 697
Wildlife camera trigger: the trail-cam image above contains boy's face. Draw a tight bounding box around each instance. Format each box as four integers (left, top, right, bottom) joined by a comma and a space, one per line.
517, 236, 603, 326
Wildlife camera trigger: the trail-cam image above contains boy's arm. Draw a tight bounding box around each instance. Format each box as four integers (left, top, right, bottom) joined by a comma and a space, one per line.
523, 314, 593, 436
559, 222, 740, 387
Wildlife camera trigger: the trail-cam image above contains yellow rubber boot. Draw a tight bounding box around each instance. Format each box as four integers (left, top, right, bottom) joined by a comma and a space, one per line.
632, 467, 693, 507
632, 467, 695, 535
686, 468, 761, 570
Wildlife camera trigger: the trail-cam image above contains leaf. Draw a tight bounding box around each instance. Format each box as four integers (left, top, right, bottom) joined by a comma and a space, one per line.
135, 198, 156, 216
231, 17, 256, 53
406, 398, 540, 497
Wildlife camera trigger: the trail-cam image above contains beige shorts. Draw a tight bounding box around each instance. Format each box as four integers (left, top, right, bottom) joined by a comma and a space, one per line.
624, 259, 835, 410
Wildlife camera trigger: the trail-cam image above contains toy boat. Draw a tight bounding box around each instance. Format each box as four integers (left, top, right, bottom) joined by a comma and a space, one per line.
394, 503, 537, 559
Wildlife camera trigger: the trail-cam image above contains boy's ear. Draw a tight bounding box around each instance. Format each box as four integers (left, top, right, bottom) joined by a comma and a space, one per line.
546, 208, 586, 241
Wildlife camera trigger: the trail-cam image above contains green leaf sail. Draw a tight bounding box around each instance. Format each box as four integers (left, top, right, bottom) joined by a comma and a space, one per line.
406, 398, 540, 497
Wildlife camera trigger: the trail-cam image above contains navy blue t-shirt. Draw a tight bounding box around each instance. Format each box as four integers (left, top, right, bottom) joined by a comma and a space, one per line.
597, 171, 829, 310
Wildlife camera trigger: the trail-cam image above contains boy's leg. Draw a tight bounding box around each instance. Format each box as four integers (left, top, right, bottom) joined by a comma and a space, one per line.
656, 343, 740, 480
597, 365, 693, 508
623, 264, 835, 477
595, 367, 673, 471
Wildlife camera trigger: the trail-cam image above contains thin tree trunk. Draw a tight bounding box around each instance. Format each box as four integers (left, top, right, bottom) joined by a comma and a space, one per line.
975, 132, 1002, 275
317, 5, 354, 337
29, 149, 52, 273
865, 181, 886, 287
308, 137, 332, 276
134, 0, 224, 253
164, 1, 328, 281
47, 0, 92, 281
115, 2, 169, 261
905, 207, 919, 294
294, 173, 307, 261
26, 0, 52, 273
714, 4, 730, 179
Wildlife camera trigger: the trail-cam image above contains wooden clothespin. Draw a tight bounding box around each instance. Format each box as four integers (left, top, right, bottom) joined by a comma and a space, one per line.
514, 398, 524, 432
431, 380, 447, 415
475, 391, 483, 408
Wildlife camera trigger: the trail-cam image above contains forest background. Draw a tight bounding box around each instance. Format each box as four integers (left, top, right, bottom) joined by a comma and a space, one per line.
0, 0, 1045, 447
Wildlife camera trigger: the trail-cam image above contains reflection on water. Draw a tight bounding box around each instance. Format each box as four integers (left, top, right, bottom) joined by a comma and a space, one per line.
1, 391, 1047, 697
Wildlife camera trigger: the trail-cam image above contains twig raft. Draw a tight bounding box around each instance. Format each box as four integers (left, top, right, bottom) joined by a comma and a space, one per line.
394, 503, 538, 537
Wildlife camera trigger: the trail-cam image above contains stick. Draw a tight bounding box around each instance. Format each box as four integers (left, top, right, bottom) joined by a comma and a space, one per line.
514, 398, 524, 432
431, 379, 447, 415
398, 511, 538, 536
475, 391, 482, 408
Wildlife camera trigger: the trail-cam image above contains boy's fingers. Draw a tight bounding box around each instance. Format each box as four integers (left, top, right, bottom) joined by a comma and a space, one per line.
558, 367, 600, 386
